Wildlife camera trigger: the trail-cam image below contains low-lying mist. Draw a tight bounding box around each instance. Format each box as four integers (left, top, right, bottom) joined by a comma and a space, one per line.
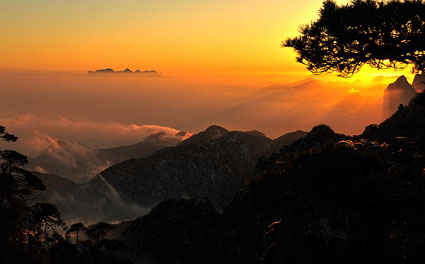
34, 172, 151, 226
0, 71, 401, 225
0, 71, 393, 159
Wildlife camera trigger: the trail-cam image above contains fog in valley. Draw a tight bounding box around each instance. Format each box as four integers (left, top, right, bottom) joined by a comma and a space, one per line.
0, 71, 404, 225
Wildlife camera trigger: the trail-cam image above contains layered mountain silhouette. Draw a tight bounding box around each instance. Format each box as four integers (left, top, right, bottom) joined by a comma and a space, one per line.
91, 126, 307, 209
383, 75, 417, 117
33, 128, 305, 223
120, 91, 425, 264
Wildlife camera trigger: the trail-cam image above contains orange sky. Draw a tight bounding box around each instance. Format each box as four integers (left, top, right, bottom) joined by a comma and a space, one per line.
0, 0, 346, 76
1, 0, 418, 83
0, 0, 420, 152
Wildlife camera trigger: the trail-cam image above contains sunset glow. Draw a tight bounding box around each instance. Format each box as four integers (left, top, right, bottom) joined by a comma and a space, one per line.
2, 1, 425, 262
0, 0, 346, 75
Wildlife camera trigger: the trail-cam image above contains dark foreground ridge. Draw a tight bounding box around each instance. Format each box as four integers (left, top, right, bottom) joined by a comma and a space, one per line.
3, 92, 425, 264
120, 92, 425, 263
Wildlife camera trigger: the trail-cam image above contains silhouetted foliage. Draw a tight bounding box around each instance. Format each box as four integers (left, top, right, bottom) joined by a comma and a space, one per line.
363, 91, 425, 144
86, 222, 113, 244
66, 222, 87, 244
121, 199, 219, 264
0, 125, 18, 142
20, 200, 65, 264
120, 91, 425, 263
0, 126, 47, 264
283, 0, 425, 77
49, 239, 82, 264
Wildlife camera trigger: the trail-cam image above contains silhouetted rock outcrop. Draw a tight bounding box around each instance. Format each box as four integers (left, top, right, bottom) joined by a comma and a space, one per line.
178, 125, 229, 146
412, 74, 425, 92
383, 75, 417, 117
363, 91, 425, 148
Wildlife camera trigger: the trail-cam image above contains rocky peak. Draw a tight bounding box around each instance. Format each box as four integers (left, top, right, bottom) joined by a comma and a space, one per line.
204, 125, 229, 134
273, 130, 308, 147
412, 74, 425, 92
179, 125, 229, 146
383, 75, 417, 117
386, 75, 412, 91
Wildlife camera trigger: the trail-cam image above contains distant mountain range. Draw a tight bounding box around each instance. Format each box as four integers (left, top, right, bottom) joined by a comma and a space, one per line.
91, 126, 307, 209
23, 75, 425, 263
30, 74, 424, 226
34, 127, 306, 223
88, 68, 158, 75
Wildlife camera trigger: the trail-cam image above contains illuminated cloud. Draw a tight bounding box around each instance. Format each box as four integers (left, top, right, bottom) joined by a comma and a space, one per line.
0, 114, 185, 157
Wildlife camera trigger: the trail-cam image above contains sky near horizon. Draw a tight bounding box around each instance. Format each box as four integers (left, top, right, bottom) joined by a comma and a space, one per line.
0, 0, 418, 156
1, 0, 357, 78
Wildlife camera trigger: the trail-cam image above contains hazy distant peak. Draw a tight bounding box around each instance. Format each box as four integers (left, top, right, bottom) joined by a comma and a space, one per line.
412, 74, 425, 92
386, 75, 412, 91
120, 68, 133, 73
383, 76, 416, 117
92, 68, 114, 73
274, 130, 308, 146
46, 139, 88, 153
88, 68, 159, 75
293, 77, 324, 89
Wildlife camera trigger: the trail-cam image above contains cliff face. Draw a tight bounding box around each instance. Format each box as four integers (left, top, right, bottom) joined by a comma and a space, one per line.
92, 126, 306, 209
383, 75, 417, 117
